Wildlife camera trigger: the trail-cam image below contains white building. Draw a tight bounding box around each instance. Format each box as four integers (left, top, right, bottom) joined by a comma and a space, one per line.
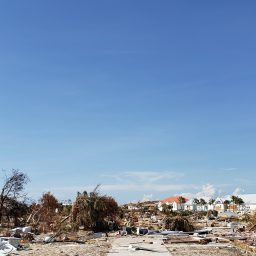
158, 194, 256, 213
197, 204, 208, 212
239, 194, 256, 212
184, 199, 208, 212
184, 199, 197, 211
208, 197, 227, 213
158, 196, 188, 211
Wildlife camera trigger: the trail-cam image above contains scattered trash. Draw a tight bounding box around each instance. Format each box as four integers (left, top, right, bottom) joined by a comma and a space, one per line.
0, 239, 16, 255
22, 226, 32, 233
92, 232, 104, 239
119, 230, 127, 236
44, 235, 56, 243
8, 237, 21, 248
128, 244, 160, 252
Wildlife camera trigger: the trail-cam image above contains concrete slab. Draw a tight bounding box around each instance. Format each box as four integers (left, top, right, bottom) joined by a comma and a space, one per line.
107, 236, 170, 255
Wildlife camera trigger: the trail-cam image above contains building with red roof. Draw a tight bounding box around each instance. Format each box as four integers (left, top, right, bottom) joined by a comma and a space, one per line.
158, 195, 188, 211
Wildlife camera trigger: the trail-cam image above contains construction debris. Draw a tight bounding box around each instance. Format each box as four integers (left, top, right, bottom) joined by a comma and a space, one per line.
0, 196, 255, 256
0, 240, 16, 256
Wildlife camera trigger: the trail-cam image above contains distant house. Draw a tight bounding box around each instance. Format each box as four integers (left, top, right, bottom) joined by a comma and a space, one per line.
208, 197, 227, 213
139, 201, 158, 211
196, 204, 208, 212
227, 203, 238, 212
158, 196, 188, 211
239, 194, 256, 212
127, 203, 139, 211
184, 199, 208, 212
60, 199, 73, 206
159, 194, 256, 213
184, 199, 197, 211
246, 203, 256, 211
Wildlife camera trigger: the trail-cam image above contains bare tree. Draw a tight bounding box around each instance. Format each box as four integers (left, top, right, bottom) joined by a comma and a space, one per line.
0, 169, 29, 223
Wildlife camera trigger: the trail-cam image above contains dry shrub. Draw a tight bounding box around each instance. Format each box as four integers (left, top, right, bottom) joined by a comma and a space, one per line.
163, 216, 194, 232
248, 211, 256, 231
73, 189, 119, 232
250, 212, 256, 224
29, 192, 61, 232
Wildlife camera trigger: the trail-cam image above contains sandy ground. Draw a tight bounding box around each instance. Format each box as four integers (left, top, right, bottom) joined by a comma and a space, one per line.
5, 226, 254, 256
166, 243, 245, 256
9, 238, 112, 256
6, 238, 249, 256
107, 236, 169, 255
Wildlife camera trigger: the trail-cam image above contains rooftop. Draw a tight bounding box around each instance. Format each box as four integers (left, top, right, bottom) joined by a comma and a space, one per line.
160, 196, 188, 204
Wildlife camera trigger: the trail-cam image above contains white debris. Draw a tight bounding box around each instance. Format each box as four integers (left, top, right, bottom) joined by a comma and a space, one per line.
0, 240, 16, 256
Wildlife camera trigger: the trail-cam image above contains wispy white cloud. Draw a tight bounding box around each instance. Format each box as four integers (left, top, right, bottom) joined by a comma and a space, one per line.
49, 183, 190, 193
232, 187, 244, 195
197, 184, 216, 198
41, 171, 240, 203
141, 194, 153, 202
102, 171, 184, 183
146, 184, 192, 192
181, 183, 216, 200
123, 171, 184, 183
44, 185, 96, 193
46, 171, 188, 198
220, 168, 237, 171
99, 170, 187, 193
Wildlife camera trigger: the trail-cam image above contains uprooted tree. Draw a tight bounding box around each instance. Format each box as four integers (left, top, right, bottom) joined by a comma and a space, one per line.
27, 192, 61, 232
72, 185, 119, 231
0, 169, 29, 225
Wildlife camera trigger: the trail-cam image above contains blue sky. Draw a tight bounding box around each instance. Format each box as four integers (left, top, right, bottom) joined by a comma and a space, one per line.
0, 1, 255, 203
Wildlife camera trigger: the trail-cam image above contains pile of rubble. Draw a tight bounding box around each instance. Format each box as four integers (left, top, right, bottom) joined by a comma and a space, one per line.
1, 208, 256, 256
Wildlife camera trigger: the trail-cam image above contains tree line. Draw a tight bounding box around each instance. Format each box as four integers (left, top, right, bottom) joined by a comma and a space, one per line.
0, 169, 120, 232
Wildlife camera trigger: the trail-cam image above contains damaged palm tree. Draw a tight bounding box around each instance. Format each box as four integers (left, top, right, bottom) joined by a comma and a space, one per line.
72, 185, 119, 232
163, 216, 194, 232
